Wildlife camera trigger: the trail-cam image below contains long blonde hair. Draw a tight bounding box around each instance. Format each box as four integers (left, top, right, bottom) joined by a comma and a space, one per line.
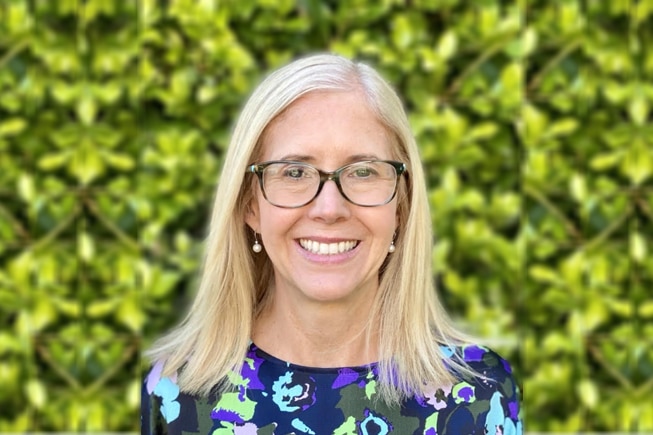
146, 53, 475, 404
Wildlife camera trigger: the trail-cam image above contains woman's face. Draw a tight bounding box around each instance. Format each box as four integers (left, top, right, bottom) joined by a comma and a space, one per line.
245, 90, 399, 307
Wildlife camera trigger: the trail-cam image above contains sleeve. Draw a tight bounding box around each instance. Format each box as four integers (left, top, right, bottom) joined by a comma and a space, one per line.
141, 375, 167, 435
442, 346, 522, 434
474, 349, 523, 434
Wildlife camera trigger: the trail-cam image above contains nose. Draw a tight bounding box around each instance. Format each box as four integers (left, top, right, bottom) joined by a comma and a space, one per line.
306, 179, 351, 222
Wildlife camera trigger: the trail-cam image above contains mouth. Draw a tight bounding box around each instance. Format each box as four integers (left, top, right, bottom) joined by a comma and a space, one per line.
298, 239, 359, 255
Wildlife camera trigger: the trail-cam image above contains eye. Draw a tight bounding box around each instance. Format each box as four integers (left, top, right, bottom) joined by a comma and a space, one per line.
284, 167, 305, 178
349, 164, 378, 178
280, 164, 314, 180
354, 167, 373, 177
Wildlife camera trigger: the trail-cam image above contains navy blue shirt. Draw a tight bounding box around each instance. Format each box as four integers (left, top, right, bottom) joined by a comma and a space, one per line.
141, 343, 522, 434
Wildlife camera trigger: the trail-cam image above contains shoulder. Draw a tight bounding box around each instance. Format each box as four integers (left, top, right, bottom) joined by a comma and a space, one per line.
144, 360, 181, 398
438, 343, 522, 431
142, 360, 183, 425
443, 343, 517, 380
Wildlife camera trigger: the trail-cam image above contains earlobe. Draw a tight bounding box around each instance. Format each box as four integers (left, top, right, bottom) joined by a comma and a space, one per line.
245, 203, 263, 253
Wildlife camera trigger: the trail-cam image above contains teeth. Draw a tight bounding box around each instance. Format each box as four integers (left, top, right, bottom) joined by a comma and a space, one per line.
299, 239, 357, 255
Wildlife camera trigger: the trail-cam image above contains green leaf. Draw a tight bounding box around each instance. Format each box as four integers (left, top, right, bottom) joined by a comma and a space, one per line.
542, 332, 574, 354
197, 84, 218, 103
570, 174, 587, 202
174, 231, 192, 252
78, 232, 95, 262
437, 31, 457, 60
498, 62, 523, 108
70, 146, 105, 184
561, 252, 585, 289
629, 231, 646, 263
465, 122, 498, 141
547, 118, 578, 137
17, 173, 35, 202
442, 107, 467, 145
0, 118, 27, 137
37, 151, 73, 170
529, 265, 561, 284
628, 96, 649, 126
581, 298, 608, 332
52, 298, 81, 318
639, 301, 653, 318
126, 380, 141, 408
77, 95, 98, 126
24, 379, 47, 409
603, 80, 632, 104
522, 104, 548, 146
87, 298, 120, 317
391, 14, 413, 50
620, 141, 652, 184
0, 332, 21, 354
7, 251, 33, 289
608, 298, 634, 317
31, 299, 57, 332
102, 151, 135, 170
116, 295, 145, 332
505, 27, 537, 59
589, 151, 624, 171
441, 168, 460, 193
577, 379, 599, 409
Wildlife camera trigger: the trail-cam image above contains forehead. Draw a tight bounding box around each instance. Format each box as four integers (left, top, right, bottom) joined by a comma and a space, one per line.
258, 91, 395, 163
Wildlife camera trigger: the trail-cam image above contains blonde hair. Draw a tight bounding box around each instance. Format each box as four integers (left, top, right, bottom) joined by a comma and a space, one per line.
146, 53, 476, 404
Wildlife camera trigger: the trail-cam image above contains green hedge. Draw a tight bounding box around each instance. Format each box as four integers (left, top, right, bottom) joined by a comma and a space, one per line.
0, 0, 651, 431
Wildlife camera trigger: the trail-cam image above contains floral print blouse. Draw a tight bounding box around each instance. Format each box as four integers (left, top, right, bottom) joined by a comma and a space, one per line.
141, 343, 522, 434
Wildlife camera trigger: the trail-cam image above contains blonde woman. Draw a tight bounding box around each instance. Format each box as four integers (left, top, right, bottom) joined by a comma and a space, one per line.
142, 54, 522, 434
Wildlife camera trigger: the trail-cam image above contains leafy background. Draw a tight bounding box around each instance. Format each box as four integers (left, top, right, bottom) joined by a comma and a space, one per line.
1, 0, 652, 432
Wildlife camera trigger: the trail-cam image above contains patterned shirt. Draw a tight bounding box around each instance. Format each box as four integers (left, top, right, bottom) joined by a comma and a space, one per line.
141, 343, 522, 434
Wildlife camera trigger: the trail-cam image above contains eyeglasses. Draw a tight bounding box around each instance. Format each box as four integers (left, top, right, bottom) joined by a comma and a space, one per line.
247, 160, 407, 208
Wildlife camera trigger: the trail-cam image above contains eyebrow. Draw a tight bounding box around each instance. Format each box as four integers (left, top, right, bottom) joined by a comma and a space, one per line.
277, 153, 382, 163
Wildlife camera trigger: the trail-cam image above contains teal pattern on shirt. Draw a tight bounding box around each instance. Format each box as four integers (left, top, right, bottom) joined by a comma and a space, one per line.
141, 343, 522, 434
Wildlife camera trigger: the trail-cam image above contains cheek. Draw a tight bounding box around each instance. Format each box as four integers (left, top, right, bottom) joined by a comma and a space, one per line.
363, 209, 398, 240
382, 203, 399, 227
257, 206, 297, 239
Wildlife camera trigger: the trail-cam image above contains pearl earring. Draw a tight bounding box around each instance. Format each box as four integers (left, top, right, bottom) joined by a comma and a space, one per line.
252, 231, 262, 253
388, 232, 396, 253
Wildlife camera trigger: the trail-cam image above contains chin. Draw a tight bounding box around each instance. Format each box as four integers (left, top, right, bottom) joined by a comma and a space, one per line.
298, 280, 373, 304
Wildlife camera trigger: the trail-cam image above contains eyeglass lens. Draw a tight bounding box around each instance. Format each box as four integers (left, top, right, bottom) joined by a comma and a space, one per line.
260, 161, 400, 207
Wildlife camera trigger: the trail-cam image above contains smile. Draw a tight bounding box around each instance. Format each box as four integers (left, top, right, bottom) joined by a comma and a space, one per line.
299, 239, 359, 255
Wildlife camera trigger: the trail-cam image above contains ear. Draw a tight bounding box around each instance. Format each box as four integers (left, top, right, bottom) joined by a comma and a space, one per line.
244, 199, 260, 233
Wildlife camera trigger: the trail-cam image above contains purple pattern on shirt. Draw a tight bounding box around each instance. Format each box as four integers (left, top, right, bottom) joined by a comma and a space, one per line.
457, 385, 474, 402
502, 358, 512, 374
509, 401, 519, 420
211, 408, 244, 424
242, 347, 266, 390
463, 346, 486, 362
332, 368, 360, 389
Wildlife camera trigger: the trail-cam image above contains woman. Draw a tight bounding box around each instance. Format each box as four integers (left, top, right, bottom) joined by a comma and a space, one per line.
142, 54, 522, 434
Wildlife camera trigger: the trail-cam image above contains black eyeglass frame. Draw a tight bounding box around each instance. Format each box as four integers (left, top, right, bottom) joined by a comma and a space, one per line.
247, 160, 407, 208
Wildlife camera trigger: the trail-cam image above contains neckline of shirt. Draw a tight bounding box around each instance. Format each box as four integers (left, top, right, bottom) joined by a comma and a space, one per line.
249, 342, 378, 375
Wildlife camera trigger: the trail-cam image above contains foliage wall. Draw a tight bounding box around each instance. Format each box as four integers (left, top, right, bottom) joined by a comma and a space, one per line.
1, 0, 652, 431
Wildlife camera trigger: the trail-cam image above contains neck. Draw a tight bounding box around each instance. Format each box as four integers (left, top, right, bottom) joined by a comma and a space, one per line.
252, 291, 379, 368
